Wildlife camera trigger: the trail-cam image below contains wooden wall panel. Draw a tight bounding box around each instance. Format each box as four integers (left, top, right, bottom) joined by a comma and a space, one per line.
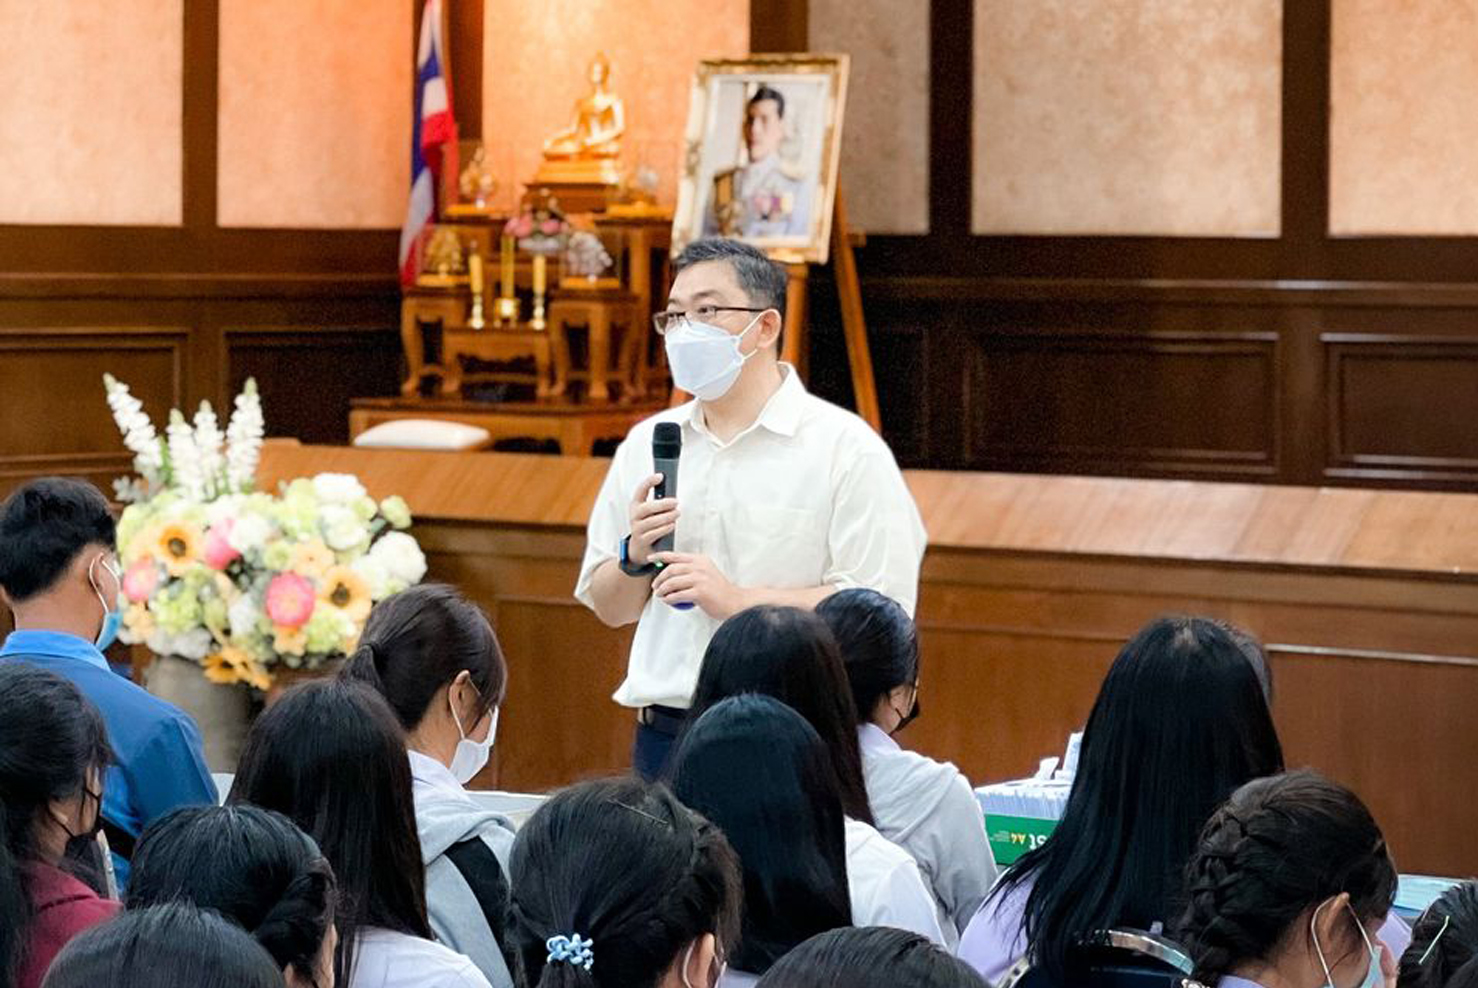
1325, 333, 1478, 484
225, 327, 402, 445
963, 330, 1278, 476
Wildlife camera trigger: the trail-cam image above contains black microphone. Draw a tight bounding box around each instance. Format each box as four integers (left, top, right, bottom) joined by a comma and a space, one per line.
652, 423, 692, 609
652, 423, 681, 555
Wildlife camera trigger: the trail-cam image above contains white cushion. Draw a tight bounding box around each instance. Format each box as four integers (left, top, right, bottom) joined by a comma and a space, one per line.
353, 419, 492, 451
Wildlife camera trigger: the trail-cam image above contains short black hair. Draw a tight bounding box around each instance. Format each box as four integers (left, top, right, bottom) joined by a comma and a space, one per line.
673, 237, 788, 323
0, 477, 115, 602
749, 84, 786, 118
1400, 880, 1478, 988
42, 902, 286, 988
756, 927, 991, 988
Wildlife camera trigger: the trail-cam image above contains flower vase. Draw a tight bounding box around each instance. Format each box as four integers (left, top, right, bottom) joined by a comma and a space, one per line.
143, 654, 254, 773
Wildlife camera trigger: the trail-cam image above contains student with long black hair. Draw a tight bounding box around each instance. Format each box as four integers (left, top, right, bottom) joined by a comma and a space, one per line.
815, 589, 997, 944
686, 607, 943, 945
507, 776, 741, 988
41, 901, 286, 988
1176, 770, 1399, 988
670, 695, 853, 987
0, 663, 117, 988
343, 585, 515, 988
958, 616, 1287, 984
1400, 882, 1478, 988
126, 805, 338, 988
229, 680, 492, 988
754, 927, 989, 988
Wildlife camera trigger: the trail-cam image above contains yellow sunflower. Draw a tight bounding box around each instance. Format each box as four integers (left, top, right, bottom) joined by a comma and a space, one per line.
154, 522, 203, 577
272, 624, 308, 657
204, 646, 272, 691
290, 540, 335, 580
318, 566, 372, 624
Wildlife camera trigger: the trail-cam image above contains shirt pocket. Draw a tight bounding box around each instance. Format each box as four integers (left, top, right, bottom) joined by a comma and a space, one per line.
726, 503, 827, 588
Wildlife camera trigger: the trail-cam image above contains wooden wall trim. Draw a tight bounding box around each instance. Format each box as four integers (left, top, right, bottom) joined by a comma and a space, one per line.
0, 273, 398, 300
856, 275, 1478, 307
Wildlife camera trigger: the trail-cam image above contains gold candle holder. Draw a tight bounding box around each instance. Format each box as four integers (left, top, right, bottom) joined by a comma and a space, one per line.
495, 234, 518, 327
531, 254, 548, 332
467, 250, 486, 330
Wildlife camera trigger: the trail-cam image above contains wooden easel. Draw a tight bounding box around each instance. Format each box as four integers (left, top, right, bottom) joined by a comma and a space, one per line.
777, 189, 880, 431
671, 189, 882, 432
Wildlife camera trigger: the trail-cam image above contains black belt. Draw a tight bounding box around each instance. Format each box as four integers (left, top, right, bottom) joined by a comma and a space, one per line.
638, 704, 688, 736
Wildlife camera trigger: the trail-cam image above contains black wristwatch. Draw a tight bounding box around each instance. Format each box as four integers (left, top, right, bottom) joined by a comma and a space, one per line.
619, 535, 658, 577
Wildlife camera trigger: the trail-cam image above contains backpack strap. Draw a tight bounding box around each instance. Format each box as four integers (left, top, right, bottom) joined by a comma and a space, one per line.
443, 836, 516, 973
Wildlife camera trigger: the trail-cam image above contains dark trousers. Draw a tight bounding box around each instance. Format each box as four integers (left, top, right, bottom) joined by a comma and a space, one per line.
632, 705, 686, 781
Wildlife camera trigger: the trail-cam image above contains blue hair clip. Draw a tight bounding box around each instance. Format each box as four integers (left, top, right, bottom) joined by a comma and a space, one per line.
546, 934, 595, 972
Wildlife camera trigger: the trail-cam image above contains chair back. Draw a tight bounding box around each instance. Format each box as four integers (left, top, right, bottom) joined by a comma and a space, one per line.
998, 928, 1196, 988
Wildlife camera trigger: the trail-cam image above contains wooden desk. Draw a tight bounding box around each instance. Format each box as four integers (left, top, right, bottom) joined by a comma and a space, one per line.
258, 444, 1478, 874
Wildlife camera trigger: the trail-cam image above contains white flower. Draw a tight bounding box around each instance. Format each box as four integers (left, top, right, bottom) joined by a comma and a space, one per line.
228, 592, 264, 641
104, 374, 166, 492
225, 379, 264, 494
320, 505, 370, 553
147, 627, 214, 661
113, 477, 150, 505
192, 401, 227, 500
166, 409, 206, 502
313, 473, 368, 504
227, 514, 273, 555
369, 531, 427, 586
204, 494, 244, 527
350, 555, 391, 599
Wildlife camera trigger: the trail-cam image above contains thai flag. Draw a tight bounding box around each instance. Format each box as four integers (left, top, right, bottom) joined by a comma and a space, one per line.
399, 0, 459, 286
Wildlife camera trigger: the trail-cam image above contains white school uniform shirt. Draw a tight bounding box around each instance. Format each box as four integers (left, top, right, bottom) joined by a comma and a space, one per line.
857, 723, 999, 946
575, 365, 927, 710
845, 817, 949, 946
350, 928, 494, 988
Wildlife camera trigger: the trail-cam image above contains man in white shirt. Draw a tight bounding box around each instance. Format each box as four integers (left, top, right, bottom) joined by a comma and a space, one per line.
575, 237, 926, 778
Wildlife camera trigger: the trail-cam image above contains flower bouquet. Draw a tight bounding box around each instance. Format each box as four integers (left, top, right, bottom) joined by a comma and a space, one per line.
104, 375, 427, 691
505, 195, 571, 255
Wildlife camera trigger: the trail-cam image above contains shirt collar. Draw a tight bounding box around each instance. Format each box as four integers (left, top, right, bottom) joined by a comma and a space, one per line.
0, 629, 109, 672
687, 363, 806, 442
407, 748, 464, 793
858, 722, 901, 755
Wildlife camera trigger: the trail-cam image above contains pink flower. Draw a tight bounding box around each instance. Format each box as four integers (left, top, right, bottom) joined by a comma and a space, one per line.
203, 520, 240, 570
265, 572, 316, 629
514, 216, 534, 237
122, 560, 160, 604
540, 219, 562, 236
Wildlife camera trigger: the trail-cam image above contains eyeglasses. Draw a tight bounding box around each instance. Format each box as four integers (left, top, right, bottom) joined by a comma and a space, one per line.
652, 306, 769, 336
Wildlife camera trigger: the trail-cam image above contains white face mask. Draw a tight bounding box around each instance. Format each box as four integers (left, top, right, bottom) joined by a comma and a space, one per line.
449, 684, 498, 785
1312, 898, 1383, 988
664, 314, 762, 401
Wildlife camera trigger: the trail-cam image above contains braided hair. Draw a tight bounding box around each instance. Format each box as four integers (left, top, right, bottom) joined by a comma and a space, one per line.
1175, 770, 1397, 983
1400, 882, 1478, 988
508, 776, 741, 988
128, 805, 337, 986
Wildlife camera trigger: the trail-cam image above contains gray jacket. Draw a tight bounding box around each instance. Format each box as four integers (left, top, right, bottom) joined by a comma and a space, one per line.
410, 753, 517, 988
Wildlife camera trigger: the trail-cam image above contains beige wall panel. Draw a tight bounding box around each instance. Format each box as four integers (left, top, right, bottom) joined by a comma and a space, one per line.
0, 1, 182, 226
972, 0, 1282, 237
1330, 0, 1478, 235
482, 1, 749, 212
218, 0, 410, 229
809, 0, 929, 235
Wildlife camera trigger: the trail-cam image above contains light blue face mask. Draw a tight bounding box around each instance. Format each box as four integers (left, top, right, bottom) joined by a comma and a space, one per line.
90, 554, 122, 651
1312, 898, 1383, 988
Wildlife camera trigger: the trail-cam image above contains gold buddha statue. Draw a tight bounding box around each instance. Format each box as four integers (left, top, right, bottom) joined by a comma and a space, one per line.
536, 53, 625, 188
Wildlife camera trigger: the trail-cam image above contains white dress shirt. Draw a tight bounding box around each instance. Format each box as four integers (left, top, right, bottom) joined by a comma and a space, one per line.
844, 817, 948, 946
350, 928, 493, 988
575, 366, 927, 710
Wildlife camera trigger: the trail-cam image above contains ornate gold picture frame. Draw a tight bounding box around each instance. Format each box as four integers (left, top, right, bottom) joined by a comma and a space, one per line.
672, 54, 850, 265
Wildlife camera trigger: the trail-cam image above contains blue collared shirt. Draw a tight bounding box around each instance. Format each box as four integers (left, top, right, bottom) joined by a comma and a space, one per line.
0, 629, 217, 883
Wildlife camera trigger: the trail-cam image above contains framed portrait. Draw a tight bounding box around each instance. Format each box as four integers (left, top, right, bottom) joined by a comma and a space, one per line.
672, 54, 850, 265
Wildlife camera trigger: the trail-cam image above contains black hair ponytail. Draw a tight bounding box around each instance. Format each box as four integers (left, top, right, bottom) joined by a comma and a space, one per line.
509, 777, 741, 988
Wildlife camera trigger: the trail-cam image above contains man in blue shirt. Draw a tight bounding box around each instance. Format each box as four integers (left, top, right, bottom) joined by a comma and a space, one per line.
0, 478, 216, 882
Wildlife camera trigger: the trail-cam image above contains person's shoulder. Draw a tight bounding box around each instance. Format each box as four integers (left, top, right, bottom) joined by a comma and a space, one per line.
796, 392, 896, 455
358, 928, 491, 985
844, 817, 914, 867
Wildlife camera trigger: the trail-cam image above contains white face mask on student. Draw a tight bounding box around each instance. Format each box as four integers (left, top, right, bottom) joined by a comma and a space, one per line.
663, 314, 762, 401
449, 684, 498, 785
1311, 898, 1383, 988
